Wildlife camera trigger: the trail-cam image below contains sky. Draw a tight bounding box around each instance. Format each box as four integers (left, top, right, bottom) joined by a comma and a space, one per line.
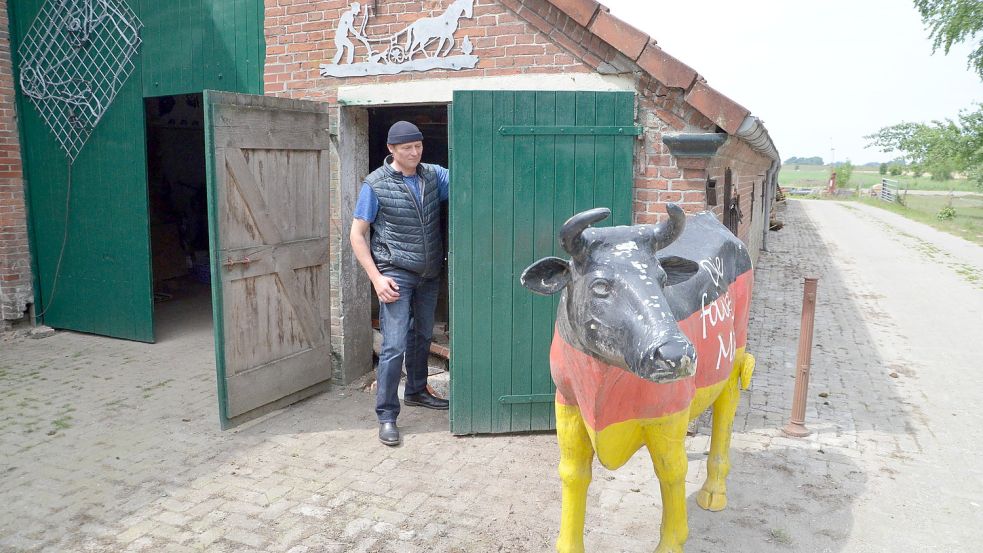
602, 0, 983, 164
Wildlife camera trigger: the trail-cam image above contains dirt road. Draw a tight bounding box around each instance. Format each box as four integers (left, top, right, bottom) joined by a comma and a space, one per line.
790, 199, 983, 552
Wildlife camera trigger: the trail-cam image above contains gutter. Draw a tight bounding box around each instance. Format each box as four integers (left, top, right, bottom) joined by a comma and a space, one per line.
735, 115, 780, 252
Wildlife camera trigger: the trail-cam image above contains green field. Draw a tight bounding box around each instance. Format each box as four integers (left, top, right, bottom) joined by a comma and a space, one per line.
849, 194, 983, 246
779, 165, 979, 192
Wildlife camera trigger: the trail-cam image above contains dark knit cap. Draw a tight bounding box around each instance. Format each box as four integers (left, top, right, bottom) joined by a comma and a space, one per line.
387, 121, 424, 145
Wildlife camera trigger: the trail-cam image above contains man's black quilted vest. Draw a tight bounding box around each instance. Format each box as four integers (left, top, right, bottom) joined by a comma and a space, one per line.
367, 160, 443, 278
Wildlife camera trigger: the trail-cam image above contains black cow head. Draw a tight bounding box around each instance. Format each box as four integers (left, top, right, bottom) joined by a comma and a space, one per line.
520, 204, 697, 383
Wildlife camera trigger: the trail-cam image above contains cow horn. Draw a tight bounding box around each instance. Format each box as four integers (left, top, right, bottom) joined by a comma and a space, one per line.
559, 207, 610, 261
653, 203, 686, 250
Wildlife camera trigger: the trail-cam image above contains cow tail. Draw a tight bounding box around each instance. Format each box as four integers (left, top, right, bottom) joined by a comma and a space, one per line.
739, 352, 755, 390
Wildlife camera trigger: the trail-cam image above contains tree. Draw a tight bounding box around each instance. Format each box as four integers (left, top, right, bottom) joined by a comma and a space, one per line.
834, 161, 853, 189
879, 162, 888, 175
866, 103, 983, 189
958, 102, 983, 185
783, 156, 824, 166
914, 0, 983, 80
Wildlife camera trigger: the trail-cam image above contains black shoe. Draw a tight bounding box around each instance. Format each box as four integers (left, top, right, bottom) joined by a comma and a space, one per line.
379, 422, 401, 446
404, 389, 449, 410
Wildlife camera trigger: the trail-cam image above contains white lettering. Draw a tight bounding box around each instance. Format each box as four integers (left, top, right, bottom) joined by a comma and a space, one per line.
700, 291, 734, 339
700, 256, 725, 288
715, 330, 736, 371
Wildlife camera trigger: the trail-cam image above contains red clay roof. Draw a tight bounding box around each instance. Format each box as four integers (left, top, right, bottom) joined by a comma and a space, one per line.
545, 0, 752, 136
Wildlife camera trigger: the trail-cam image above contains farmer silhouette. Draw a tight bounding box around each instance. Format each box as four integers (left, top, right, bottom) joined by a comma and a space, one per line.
332, 2, 361, 65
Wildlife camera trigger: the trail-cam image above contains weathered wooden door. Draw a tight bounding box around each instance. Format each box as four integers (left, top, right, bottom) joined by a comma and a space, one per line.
204, 91, 333, 428
449, 90, 637, 434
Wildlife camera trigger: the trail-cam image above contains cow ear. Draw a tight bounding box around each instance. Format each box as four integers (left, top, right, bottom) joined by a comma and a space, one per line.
520, 257, 571, 296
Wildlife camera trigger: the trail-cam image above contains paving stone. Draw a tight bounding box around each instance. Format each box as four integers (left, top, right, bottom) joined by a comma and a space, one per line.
2, 200, 980, 551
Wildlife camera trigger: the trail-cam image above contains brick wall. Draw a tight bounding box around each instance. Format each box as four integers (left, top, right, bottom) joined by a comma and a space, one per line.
265, 0, 594, 100
0, 0, 31, 330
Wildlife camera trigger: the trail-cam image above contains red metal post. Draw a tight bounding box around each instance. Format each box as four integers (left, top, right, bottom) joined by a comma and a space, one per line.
783, 277, 819, 437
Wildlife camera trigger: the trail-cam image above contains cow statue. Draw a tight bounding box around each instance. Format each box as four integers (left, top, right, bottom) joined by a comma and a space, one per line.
520, 204, 755, 553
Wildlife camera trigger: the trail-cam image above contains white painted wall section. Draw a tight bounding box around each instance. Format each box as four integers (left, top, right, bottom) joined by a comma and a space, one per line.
337, 73, 637, 105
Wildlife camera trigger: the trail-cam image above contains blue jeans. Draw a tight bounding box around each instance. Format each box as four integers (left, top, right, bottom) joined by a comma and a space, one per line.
376, 269, 440, 423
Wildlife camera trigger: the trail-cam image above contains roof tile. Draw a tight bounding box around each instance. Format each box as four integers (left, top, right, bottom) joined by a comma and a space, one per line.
546, 0, 599, 28
637, 45, 697, 90
684, 81, 750, 135
588, 9, 648, 60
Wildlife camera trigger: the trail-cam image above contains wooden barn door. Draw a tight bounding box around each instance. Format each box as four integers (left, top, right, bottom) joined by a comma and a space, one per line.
204, 92, 333, 428
449, 90, 637, 434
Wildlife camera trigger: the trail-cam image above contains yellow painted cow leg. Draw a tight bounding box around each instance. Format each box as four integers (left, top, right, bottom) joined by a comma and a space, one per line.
555, 402, 595, 553
696, 354, 746, 512
643, 410, 690, 553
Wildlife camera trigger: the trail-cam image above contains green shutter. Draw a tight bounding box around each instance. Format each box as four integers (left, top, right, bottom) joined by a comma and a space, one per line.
450, 90, 635, 434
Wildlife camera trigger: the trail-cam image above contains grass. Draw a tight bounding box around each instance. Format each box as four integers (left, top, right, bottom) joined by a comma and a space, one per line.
768, 528, 794, 546
51, 416, 72, 430
955, 264, 981, 285
851, 194, 983, 247
779, 165, 980, 192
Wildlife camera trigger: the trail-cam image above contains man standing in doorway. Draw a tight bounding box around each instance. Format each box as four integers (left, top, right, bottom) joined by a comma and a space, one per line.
350, 121, 450, 446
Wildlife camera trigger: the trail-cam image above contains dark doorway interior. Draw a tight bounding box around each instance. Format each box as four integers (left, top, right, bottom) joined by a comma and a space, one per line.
368, 104, 449, 169
144, 93, 213, 340
366, 104, 450, 370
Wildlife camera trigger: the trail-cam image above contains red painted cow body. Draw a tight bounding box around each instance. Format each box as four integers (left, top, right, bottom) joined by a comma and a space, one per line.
521, 205, 755, 553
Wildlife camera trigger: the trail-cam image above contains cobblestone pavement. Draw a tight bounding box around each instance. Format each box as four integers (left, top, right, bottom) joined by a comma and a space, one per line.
1, 199, 980, 552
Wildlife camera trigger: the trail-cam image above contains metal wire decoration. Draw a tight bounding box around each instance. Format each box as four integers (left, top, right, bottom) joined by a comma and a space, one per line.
18, 0, 142, 161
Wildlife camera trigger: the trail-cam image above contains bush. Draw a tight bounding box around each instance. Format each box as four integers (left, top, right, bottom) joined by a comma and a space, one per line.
879, 163, 888, 175
889, 165, 902, 176
834, 161, 854, 189
937, 205, 956, 220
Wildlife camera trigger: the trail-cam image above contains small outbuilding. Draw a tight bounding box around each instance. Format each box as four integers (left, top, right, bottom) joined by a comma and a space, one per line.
0, 0, 779, 432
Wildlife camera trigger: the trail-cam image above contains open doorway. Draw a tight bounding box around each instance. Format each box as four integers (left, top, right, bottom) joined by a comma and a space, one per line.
144, 94, 213, 341
366, 104, 450, 395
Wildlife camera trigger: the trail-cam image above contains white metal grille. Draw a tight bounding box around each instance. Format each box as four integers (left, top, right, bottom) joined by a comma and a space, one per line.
18, 0, 142, 161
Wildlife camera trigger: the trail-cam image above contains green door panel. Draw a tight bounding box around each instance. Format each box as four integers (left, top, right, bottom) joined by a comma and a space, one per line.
450, 90, 635, 435
8, 1, 264, 341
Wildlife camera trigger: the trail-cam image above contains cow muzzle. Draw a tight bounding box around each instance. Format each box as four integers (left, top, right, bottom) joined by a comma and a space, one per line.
629, 338, 697, 383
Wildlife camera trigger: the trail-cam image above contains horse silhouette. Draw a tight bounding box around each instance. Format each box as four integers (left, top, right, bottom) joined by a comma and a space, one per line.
404, 0, 473, 58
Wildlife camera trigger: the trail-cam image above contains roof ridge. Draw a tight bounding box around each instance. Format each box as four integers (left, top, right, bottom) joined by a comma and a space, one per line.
542, 0, 753, 136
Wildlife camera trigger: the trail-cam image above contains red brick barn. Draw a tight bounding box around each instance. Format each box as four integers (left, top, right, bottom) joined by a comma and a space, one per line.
0, 0, 778, 431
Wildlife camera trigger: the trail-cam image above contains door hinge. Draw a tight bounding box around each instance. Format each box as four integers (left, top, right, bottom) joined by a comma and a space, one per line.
223, 256, 255, 268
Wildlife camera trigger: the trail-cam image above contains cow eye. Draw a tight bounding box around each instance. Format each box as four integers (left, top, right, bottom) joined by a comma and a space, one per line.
590, 279, 612, 297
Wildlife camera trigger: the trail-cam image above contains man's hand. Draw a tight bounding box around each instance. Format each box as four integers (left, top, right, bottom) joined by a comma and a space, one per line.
351, 218, 400, 303
373, 275, 400, 303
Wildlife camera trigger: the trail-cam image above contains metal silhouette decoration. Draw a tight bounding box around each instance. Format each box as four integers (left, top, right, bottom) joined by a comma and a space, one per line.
18, 0, 143, 161
320, 0, 478, 78
520, 204, 756, 553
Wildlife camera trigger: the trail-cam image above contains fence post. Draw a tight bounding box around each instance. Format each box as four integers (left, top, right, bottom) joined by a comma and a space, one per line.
783, 278, 819, 438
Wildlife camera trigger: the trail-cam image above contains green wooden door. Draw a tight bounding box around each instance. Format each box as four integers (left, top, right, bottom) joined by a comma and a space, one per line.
449, 90, 637, 435
9, 1, 264, 341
